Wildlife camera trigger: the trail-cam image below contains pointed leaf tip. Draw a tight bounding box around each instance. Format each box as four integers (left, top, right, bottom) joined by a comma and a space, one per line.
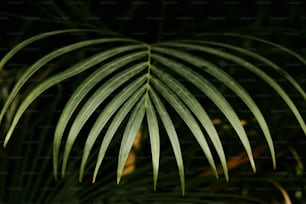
53, 172, 58, 181
92, 175, 97, 183
117, 176, 121, 184
253, 165, 257, 173
273, 162, 277, 170
224, 170, 229, 181
3, 137, 9, 148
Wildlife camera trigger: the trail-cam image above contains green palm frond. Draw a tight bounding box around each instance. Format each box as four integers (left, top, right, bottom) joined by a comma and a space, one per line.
1, 29, 305, 195
157, 42, 305, 135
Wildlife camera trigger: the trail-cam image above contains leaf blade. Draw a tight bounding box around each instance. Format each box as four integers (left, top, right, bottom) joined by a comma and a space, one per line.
149, 88, 185, 195
3, 45, 142, 148
151, 65, 227, 179
184, 40, 306, 100
0, 29, 97, 70
117, 97, 146, 184
93, 94, 146, 182
152, 46, 275, 169
152, 53, 256, 173
79, 76, 146, 182
61, 62, 147, 176
145, 96, 160, 190
53, 50, 146, 179
0, 38, 137, 125
151, 76, 219, 179
160, 42, 306, 135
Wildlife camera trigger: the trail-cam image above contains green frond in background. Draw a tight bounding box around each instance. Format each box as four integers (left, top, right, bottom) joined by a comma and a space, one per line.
0, 29, 305, 195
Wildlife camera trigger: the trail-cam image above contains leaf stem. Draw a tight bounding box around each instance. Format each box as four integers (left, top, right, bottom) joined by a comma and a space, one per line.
145, 44, 152, 107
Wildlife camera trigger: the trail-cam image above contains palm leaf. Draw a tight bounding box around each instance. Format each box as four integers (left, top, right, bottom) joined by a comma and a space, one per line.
149, 87, 186, 195
151, 53, 256, 173
220, 33, 306, 65
0, 29, 95, 70
0, 32, 135, 125
2, 44, 144, 147
93, 90, 146, 183
79, 76, 146, 182
61, 62, 147, 176
151, 65, 228, 179
158, 42, 306, 135
1, 30, 305, 195
52, 51, 146, 178
145, 96, 160, 190
151, 47, 275, 169
117, 94, 146, 184
151, 75, 219, 178
183, 40, 305, 100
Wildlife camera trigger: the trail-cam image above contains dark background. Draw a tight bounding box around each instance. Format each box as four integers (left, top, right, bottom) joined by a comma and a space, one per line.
0, 1, 306, 203
1, 0, 306, 44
